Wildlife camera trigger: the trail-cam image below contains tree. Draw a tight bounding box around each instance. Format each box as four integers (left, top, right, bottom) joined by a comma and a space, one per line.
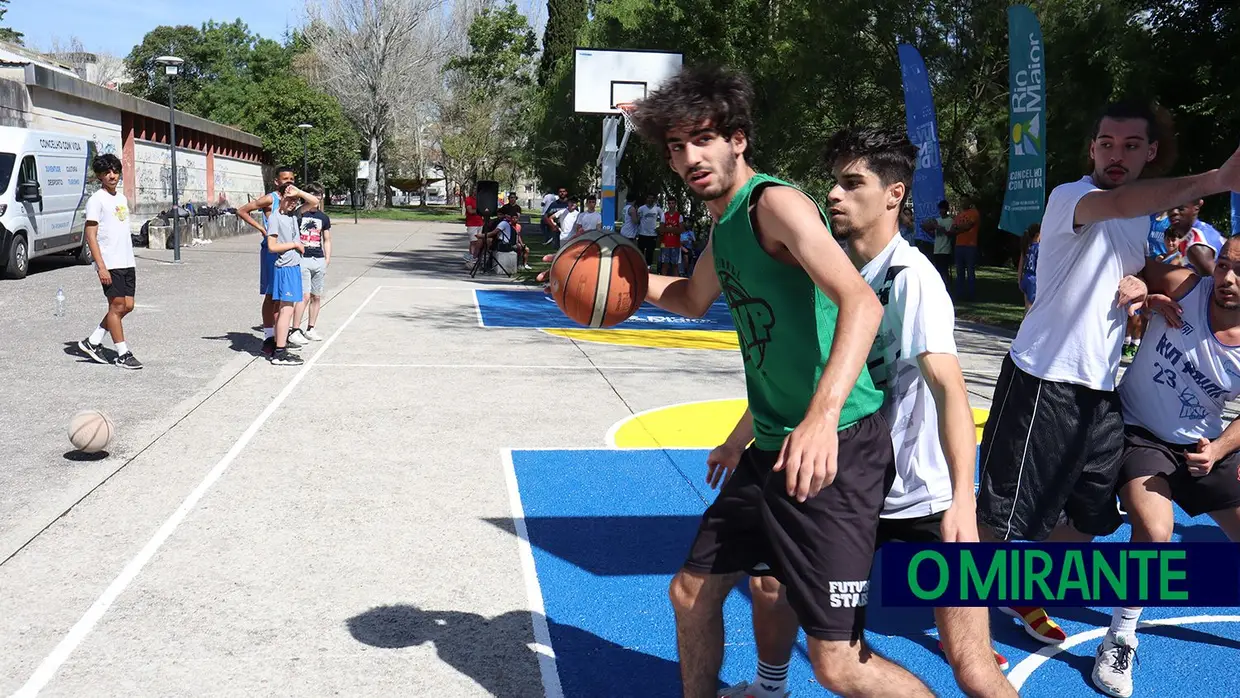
304, 0, 445, 208
238, 74, 359, 192
121, 21, 362, 195
435, 2, 538, 192
0, 0, 22, 45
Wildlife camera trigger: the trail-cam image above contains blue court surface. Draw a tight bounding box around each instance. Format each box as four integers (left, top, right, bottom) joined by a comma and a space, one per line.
475, 289, 735, 330
506, 448, 1240, 697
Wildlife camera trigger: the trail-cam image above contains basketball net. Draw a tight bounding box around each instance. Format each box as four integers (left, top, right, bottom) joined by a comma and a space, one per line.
615, 101, 638, 134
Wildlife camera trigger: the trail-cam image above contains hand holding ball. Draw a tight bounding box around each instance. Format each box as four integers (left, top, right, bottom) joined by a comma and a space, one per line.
547, 231, 649, 328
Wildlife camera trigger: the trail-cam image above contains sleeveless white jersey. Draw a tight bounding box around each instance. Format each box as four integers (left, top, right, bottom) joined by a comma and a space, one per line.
1119, 277, 1240, 443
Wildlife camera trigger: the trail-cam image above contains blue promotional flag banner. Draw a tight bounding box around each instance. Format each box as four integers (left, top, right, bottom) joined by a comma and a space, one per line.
999, 4, 1047, 236
1231, 192, 1240, 236
897, 44, 946, 233
881, 543, 1240, 607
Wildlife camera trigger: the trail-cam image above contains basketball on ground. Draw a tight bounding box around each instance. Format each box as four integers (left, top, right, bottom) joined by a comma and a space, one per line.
549, 231, 649, 328
68, 409, 114, 453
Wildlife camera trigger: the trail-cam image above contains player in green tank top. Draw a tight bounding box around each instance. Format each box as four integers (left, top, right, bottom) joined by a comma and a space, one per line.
623, 65, 931, 698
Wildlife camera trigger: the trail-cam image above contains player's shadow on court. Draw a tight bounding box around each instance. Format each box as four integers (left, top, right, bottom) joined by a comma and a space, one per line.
347, 604, 681, 695
202, 332, 265, 356
485, 515, 701, 576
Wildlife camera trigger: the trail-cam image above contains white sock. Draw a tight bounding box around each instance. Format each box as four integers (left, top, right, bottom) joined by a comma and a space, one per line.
751, 660, 789, 697
1133, 338, 1141, 347
89, 325, 107, 344
1109, 607, 1142, 642
264, 327, 274, 339
115, 341, 129, 356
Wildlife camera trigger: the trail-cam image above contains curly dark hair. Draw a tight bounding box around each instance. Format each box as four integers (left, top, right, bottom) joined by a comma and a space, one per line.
630, 64, 755, 157
92, 153, 122, 176
821, 126, 917, 194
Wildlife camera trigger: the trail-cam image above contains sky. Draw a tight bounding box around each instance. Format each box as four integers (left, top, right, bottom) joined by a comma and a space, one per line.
8, 0, 546, 59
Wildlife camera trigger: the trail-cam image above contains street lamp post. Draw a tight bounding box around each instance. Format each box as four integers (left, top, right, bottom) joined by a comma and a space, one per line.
297, 123, 313, 183
155, 55, 184, 262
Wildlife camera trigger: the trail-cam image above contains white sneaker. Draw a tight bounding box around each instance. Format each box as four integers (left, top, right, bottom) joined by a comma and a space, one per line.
717, 681, 790, 698
287, 329, 309, 346
1092, 633, 1137, 698
304, 327, 324, 341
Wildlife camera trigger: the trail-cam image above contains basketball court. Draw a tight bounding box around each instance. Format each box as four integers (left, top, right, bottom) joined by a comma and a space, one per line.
1, 49, 1237, 698
1, 218, 1238, 697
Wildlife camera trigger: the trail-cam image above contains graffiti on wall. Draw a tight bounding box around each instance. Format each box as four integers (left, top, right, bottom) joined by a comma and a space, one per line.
212, 155, 265, 208
135, 141, 207, 207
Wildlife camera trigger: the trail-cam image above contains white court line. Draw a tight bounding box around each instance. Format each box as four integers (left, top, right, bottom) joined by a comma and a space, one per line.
603, 397, 747, 448
313, 363, 678, 371
11, 286, 384, 698
472, 289, 485, 328
500, 449, 565, 698
1006, 614, 1240, 689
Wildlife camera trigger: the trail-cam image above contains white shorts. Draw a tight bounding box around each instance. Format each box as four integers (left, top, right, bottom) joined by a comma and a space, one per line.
468, 226, 484, 240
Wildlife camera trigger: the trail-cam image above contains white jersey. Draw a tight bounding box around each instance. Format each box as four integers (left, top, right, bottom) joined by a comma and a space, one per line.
1119, 277, 1240, 444
1009, 177, 1148, 390
854, 234, 958, 518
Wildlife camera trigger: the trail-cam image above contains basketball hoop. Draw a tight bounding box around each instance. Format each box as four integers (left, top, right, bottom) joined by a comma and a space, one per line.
615, 101, 638, 132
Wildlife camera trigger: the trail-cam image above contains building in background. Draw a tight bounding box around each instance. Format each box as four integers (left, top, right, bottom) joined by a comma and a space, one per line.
0, 41, 264, 229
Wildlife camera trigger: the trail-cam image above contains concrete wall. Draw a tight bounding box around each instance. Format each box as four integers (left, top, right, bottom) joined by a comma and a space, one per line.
27, 87, 121, 154
0, 77, 30, 127
213, 154, 265, 208
133, 141, 207, 216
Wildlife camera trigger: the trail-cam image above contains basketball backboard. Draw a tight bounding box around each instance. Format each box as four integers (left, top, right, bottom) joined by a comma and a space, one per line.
574, 48, 684, 115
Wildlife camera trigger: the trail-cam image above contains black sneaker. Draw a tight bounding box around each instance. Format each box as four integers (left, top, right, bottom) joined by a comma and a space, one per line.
261, 337, 276, 357
78, 338, 107, 364
114, 352, 143, 370
270, 349, 303, 366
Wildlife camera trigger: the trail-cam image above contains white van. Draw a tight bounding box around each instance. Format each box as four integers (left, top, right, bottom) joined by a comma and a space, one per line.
0, 127, 100, 279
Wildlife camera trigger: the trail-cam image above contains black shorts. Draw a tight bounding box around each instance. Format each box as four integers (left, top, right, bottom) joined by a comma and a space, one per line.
1119, 426, 1240, 517
493, 239, 517, 253
101, 267, 136, 299
977, 354, 1124, 541
876, 511, 943, 547
682, 411, 896, 642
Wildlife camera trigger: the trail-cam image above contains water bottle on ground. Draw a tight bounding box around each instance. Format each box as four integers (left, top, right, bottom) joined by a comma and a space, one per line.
55, 287, 65, 317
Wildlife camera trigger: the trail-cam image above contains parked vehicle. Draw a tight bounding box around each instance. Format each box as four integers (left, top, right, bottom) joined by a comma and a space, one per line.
0, 127, 101, 279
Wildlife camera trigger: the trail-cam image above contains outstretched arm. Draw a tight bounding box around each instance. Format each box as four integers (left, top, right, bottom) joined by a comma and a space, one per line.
1075, 143, 1240, 227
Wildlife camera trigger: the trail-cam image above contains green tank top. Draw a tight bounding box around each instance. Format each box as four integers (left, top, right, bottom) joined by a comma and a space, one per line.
712, 173, 883, 450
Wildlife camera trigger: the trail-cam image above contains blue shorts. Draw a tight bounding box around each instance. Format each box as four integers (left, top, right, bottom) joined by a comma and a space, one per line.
259, 239, 278, 296
1019, 275, 1036, 303
270, 265, 303, 303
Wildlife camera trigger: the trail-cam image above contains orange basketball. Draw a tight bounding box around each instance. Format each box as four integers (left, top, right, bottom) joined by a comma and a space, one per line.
549, 231, 649, 328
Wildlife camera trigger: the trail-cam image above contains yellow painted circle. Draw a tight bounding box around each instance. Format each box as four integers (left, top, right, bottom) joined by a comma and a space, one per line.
542, 328, 738, 351
608, 400, 991, 448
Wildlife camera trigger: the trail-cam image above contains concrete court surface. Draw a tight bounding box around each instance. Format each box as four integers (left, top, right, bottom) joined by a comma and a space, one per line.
1, 216, 1019, 696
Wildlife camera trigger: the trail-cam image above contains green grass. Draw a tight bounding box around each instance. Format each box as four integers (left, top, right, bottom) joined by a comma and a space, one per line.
325, 205, 464, 223
513, 237, 557, 284
954, 265, 1027, 330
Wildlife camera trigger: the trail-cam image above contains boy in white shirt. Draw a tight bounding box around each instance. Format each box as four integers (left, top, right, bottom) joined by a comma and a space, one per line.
78, 154, 142, 370
574, 195, 603, 237
977, 102, 1240, 650
555, 199, 580, 247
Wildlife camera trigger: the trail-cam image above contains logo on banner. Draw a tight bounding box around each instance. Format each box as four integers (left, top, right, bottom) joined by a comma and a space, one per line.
1012, 113, 1041, 157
